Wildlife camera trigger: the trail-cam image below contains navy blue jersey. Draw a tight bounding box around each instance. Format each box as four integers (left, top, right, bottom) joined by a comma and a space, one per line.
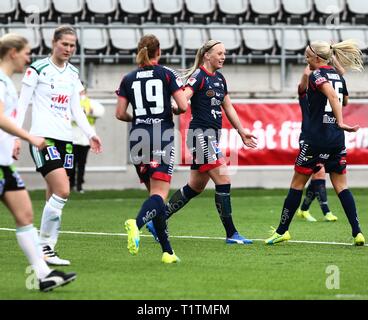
298, 85, 310, 142
305, 66, 348, 148
116, 64, 183, 128
186, 66, 228, 130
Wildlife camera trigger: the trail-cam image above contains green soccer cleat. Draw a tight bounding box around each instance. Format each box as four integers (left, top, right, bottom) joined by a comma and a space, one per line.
297, 209, 317, 222
354, 233, 365, 246
324, 212, 338, 222
265, 227, 291, 245
162, 252, 181, 264
124, 219, 140, 255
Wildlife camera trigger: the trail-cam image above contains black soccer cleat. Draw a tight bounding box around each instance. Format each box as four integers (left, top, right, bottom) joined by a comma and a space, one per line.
39, 270, 77, 292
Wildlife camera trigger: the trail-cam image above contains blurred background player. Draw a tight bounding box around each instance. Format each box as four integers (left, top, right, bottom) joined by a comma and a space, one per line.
265, 40, 365, 246
70, 83, 105, 193
18, 25, 102, 266
296, 60, 343, 223
146, 40, 257, 245
115, 34, 187, 263
0, 33, 76, 291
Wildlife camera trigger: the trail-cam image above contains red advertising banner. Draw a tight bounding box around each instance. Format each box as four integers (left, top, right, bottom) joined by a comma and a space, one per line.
179, 102, 368, 165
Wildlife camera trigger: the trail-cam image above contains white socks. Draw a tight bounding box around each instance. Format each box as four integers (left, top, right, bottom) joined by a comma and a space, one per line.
39, 194, 67, 248
16, 224, 51, 279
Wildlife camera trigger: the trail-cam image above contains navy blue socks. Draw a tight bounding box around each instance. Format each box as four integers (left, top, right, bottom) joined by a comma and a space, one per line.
277, 188, 303, 235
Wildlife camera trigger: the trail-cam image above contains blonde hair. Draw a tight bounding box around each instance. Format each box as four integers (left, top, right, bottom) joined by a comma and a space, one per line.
136, 34, 160, 66
0, 33, 28, 59
183, 40, 223, 79
310, 39, 364, 71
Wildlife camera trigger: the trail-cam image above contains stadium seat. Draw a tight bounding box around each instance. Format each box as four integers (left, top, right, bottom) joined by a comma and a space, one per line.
184, 0, 216, 24
142, 24, 177, 55
52, 0, 85, 24
208, 25, 242, 55
8, 25, 42, 54
175, 25, 208, 57
339, 28, 368, 53
0, 0, 18, 23
151, 0, 184, 24
0, 27, 7, 37
281, 0, 313, 24
109, 24, 141, 62
306, 23, 339, 45
86, 0, 118, 24
76, 25, 110, 56
118, 0, 151, 24
314, 0, 346, 24
242, 25, 276, 62
346, 0, 368, 25
249, 0, 281, 24
275, 25, 308, 61
40, 24, 57, 54
18, 0, 52, 23
217, 0, 250, 24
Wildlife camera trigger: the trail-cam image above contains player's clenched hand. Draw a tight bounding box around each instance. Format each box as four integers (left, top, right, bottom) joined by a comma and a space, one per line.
90, 135, 103, 153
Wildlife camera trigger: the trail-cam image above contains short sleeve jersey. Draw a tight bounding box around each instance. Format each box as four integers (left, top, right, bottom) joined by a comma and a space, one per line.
186, 66, 228, 130
116, 64, 183, 128
306, 66, 348, 148
298, 85, 310, 142
0, 70, 18, 165
22, 57, 82, 141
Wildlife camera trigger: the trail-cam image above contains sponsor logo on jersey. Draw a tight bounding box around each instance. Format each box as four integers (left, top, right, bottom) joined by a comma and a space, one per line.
210, 97, 222, 107
211, 109, 222, 119
135, 118, 163, 125
51, 94, 70, 104
323, 114, 337, 124
206, 90, 215, 97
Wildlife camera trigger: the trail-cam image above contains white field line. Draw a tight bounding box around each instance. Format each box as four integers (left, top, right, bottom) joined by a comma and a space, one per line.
0, 228, 366, 247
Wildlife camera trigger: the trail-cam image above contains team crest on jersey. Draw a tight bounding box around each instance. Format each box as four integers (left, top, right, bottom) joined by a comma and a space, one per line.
206, 90, 215, 97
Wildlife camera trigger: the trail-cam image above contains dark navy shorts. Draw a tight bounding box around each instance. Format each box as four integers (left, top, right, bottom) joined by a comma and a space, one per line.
295, 143, 347, 175
129, 124, 175, 183
186, 127, 225, 172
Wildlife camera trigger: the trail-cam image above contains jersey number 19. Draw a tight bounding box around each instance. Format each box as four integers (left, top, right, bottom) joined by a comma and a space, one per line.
131, 79, 164, 116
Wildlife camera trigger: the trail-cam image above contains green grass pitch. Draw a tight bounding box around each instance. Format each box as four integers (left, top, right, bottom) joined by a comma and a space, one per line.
0, 188, 367, 300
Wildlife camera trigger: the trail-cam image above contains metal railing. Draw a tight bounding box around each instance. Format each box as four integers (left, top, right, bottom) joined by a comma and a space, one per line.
5, 23, 368, 91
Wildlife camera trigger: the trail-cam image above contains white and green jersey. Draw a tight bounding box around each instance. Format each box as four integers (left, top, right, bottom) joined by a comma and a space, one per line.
0, 69, 19, 165
21, 57, 92, 142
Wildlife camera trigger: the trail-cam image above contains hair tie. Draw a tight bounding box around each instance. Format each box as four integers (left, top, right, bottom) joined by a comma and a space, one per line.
330, 45, 333, 50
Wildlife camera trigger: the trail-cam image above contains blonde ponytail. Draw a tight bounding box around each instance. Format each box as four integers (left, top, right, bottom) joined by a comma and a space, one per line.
310, 39, 364, 72
136, 46, 150, 66
331, 39, 364, 72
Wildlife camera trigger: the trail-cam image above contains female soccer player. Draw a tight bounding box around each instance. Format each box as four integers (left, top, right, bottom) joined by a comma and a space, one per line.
147, 40, 257, 245
115, 34, 188, 263
18, 25, 102, 266
296, 63, 341, 223
0, 33, 76, 291
265, 40, 365, 245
